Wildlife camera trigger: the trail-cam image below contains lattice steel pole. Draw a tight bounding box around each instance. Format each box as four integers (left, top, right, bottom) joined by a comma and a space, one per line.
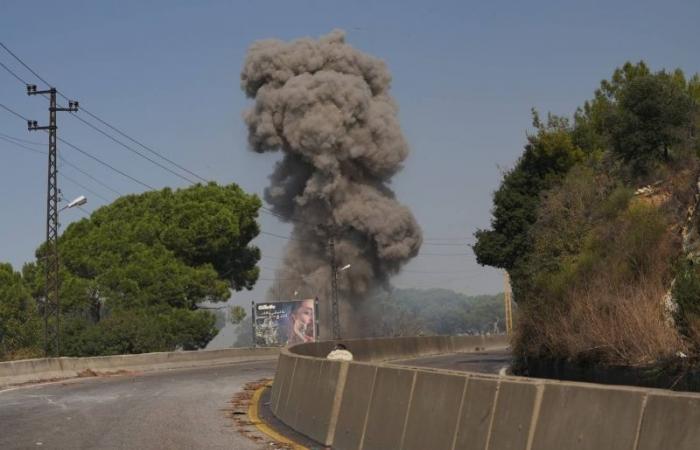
329, 231, 341, 340
27, 85, 79, 357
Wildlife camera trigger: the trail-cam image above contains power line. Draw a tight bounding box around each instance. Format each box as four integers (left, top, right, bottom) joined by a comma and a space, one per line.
0, 131, 44, 146
0, 42, 206, 185
59, 172, 112, 203
0, 100, 314, 246
0, 99, 156, 191
0, 132, 123, 197
57, 136, 155, 190
59, 155, 123, 196
0, 42, 464, 245
1, 45, 327, 230
68, 112, 199, 185
0, 59, 29, 85
78, 108, 210, 184
0, 42, 50, 87
0, 135, 46, 156
2, 43, 478, 251
0, 102, 29, 121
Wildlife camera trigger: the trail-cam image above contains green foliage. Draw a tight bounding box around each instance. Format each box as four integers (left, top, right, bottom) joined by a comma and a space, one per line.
573, 62, 698, 174
229, 305, 247, 325
473, 113, 584, 271
14, 182, 262, 358
524, 166, 605, 302
673, 259, 700, 334
0, 263, 41, 359
609, 73, 695, 170
365, 289, 506, 336
60, 308, 218, 356
476, 61, 700, 365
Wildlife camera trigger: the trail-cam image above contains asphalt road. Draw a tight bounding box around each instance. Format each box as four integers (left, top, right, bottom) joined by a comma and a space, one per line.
392, 350, 512, 374
0, 358, 277, 450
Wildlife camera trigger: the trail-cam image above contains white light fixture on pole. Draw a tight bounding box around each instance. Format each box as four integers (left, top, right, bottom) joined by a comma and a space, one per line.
59, 195, 87, 212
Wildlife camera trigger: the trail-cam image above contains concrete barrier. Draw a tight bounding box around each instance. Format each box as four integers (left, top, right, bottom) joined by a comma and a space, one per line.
271, 334, 700, 449
453, 377, 499, 450
402, 371, 466, 450
532, 383, 644, 450
0, 346, 279, 388
636, 392, 700, 450
362, 367, 416, 450
487, 379, 540, 450
334, 363, 377, 450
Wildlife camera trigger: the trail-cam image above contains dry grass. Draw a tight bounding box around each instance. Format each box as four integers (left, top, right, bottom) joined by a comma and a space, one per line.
516, 273, 686, 367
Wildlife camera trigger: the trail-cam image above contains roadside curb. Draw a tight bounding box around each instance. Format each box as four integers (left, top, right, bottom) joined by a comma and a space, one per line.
248, 383, 310, 450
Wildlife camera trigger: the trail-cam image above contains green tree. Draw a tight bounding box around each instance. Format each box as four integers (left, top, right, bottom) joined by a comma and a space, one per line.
24, 182, 261, 356
609, 72, 695, 169
229, 305, 247, 325
473, 113, 584, 271
573, 62, 697, 172
0, 263, 41, 359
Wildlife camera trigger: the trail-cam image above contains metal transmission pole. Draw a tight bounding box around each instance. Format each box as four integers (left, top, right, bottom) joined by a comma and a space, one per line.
328, 229, 341, 340
27, 85, 79, 357
503, 271, 514, 336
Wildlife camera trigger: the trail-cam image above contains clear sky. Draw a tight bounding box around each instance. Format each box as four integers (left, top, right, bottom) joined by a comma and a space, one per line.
1, 0, 699, 311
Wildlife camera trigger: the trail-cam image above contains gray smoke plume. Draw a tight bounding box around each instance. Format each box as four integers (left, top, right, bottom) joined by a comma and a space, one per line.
241, 30, 422, 335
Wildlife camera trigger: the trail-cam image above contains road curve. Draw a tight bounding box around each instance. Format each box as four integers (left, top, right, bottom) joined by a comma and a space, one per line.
0, 358, 277, 450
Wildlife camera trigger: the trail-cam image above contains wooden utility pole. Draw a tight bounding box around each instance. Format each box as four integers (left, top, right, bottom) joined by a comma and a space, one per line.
504, 271, 513, 335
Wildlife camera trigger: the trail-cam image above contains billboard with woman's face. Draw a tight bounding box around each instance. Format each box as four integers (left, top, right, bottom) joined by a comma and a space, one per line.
253, 299, 317, 347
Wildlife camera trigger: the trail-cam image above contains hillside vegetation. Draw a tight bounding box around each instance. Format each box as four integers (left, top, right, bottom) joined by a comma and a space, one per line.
362, 288, 506, 337
474, 62, 700, 367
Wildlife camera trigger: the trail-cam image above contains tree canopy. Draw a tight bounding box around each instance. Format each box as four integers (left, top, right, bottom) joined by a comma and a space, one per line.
473, 113, 584, 271
10, 182, 262, 357
0, 263, 41, 360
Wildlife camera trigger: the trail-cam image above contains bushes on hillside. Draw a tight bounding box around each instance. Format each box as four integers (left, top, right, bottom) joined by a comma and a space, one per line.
477, 61, 700, 366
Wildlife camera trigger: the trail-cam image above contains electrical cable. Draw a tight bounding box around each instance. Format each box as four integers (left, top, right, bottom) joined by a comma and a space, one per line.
1, 44, 481, 250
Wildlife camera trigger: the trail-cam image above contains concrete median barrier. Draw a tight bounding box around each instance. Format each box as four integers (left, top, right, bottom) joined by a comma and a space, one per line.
270, 353, 296, 415
402, 371, 467, 450
637, 392, 700, 450
0, 347, 279, 388
487, 379, 540, 450
277, 356, 320, 427
362, 367, 416, 450
453, 377, 499, 450
271, 334, 700, 449
532, 383, 644, 450
295, 359, 346, 445
333, 362, 378, 450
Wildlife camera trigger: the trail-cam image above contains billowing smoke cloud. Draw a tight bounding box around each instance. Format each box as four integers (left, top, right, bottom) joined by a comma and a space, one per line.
241, 30, 422, 335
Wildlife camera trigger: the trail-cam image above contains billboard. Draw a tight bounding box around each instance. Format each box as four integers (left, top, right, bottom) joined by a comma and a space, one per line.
253, 299, 318, 347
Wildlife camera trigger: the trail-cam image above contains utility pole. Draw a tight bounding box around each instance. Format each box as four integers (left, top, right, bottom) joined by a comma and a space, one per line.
27, 85, 79, 357
503, 271, 513, 336
328, 229, 341, 340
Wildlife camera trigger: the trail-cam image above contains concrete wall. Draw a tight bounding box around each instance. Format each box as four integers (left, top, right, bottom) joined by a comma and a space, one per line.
272, 335, 700, 450
0, 346, 279, 388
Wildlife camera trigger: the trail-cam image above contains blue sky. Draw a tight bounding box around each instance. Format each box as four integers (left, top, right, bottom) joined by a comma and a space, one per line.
1, 0, 699, 310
